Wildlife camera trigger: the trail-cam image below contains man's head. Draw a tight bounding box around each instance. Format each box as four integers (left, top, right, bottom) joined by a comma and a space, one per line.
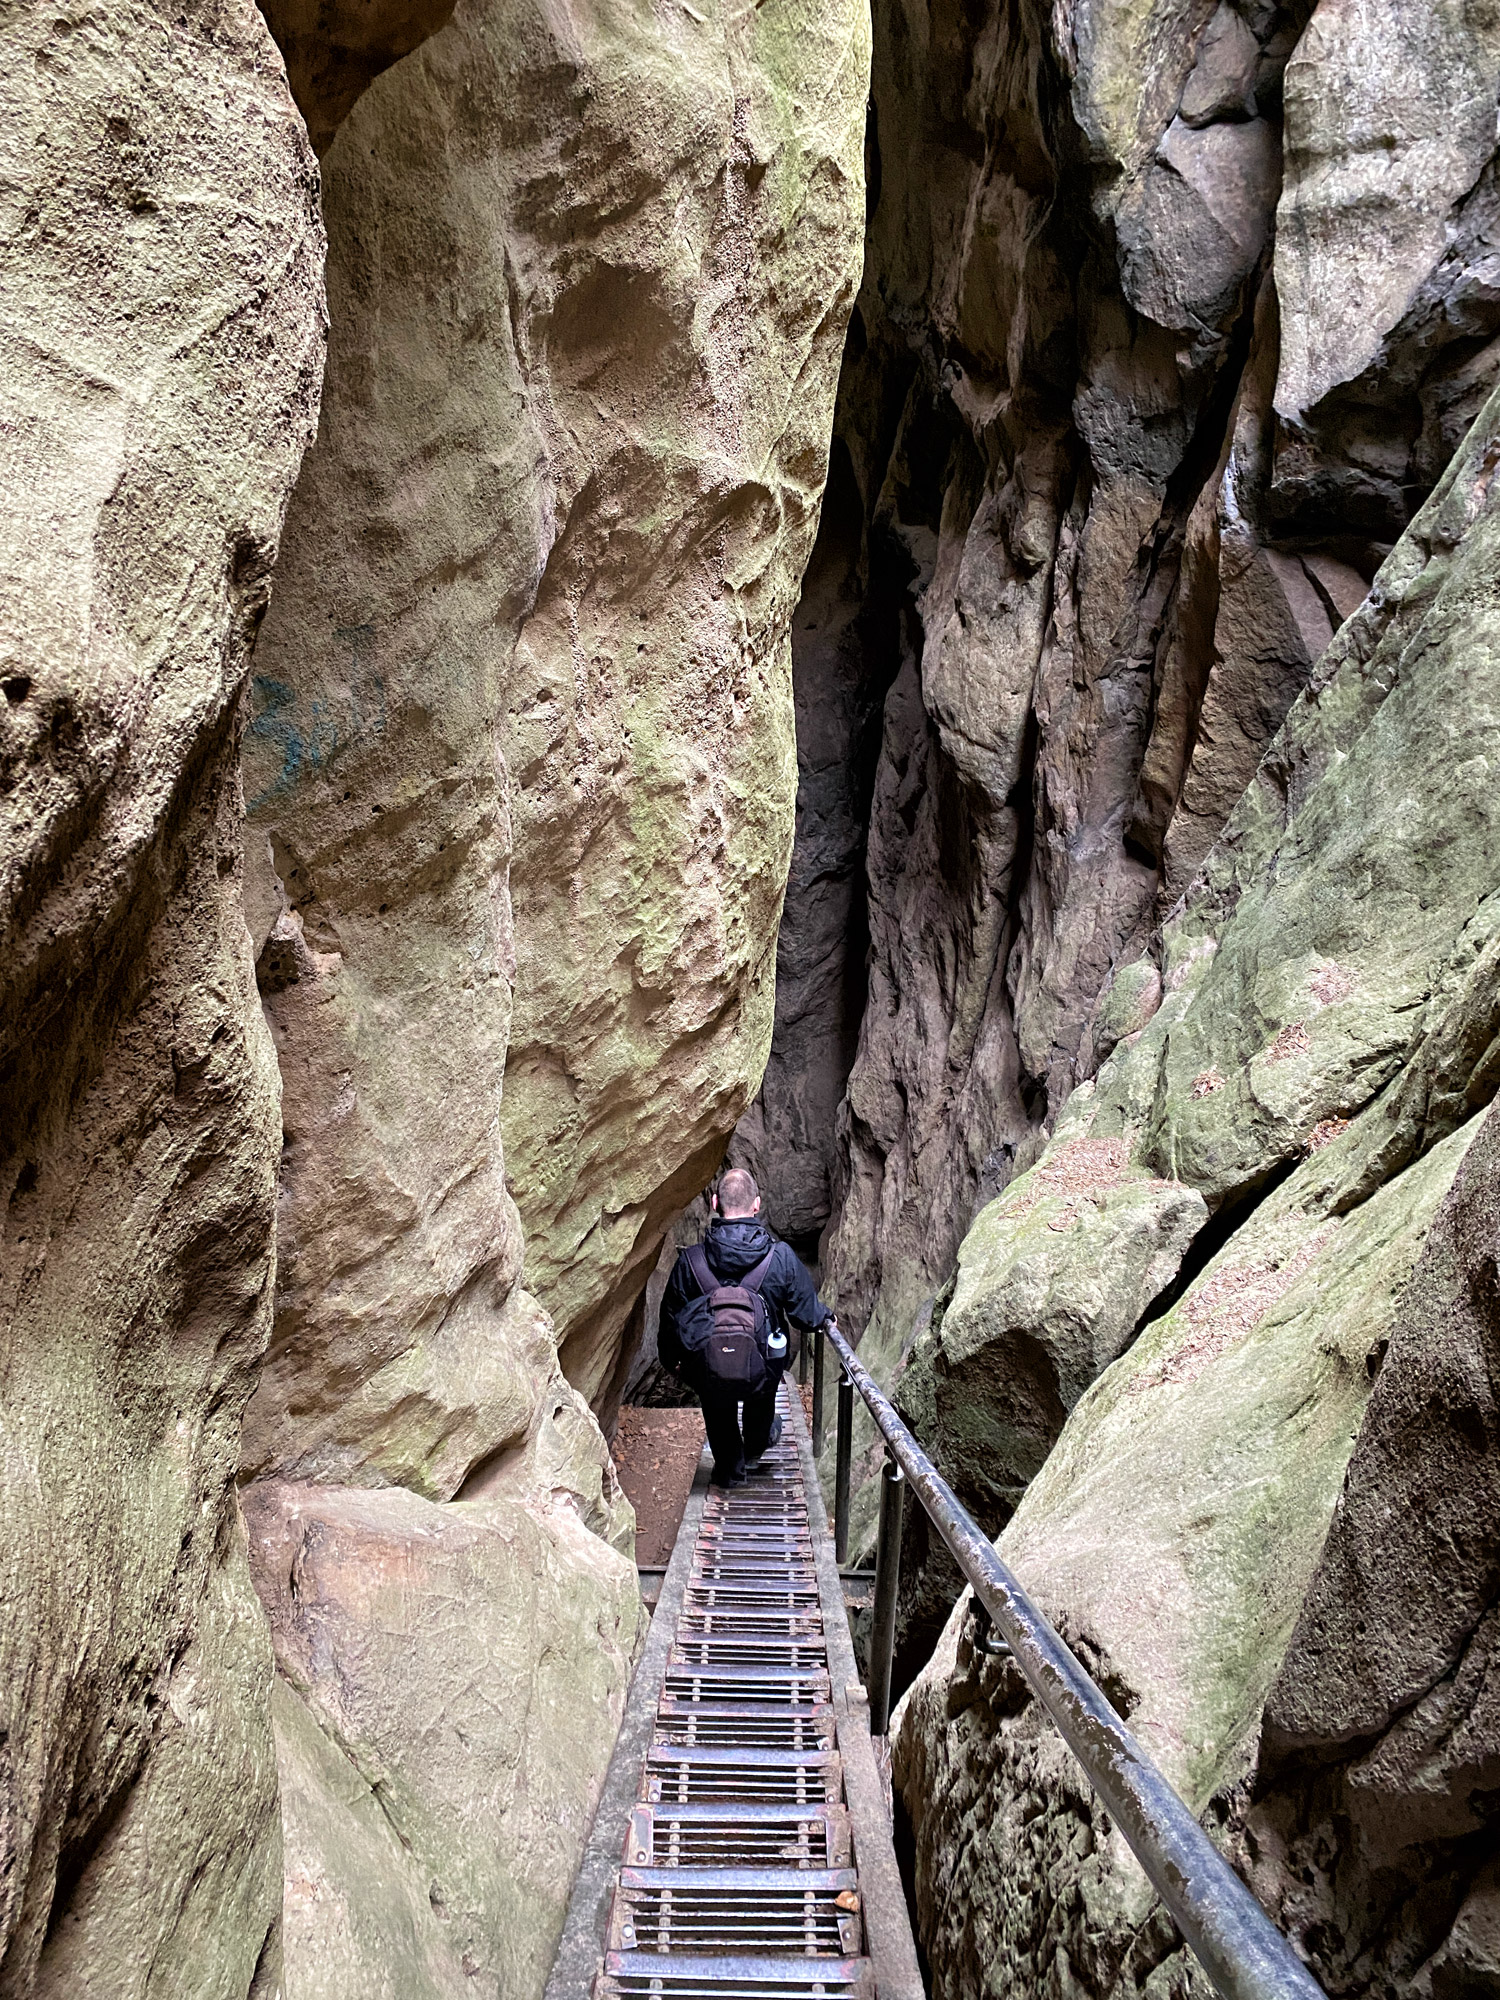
715, 1167, 761, 1219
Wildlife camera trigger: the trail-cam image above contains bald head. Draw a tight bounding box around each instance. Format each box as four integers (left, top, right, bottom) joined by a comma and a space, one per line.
716, 1167, 760, 1218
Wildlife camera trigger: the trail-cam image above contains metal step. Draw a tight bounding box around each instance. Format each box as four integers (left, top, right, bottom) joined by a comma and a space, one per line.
644, 1746, 841, 1804
669, 1641, 829, 1671
626, 1802, 854, 1870
608, 1868, 862, 1956
680, 1613, 822, 1632
663, 1668, 832, 1705
597, 1951, 876, 2000
653, 1703, 836, 1750
681, 1587, 820, 1609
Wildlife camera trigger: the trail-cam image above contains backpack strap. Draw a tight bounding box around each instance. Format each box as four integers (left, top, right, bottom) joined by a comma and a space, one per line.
740, 1250, 776, 1296
687, 1244, 776, 1296
685, 1244, 717, 1297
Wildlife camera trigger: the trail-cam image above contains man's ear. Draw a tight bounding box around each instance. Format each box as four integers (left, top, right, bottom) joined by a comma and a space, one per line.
710, 1190, 718, 1213
752, 1196, 761, 1215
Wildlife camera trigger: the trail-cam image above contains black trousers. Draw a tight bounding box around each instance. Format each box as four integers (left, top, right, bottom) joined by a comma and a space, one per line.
699, 1371, 783, 1481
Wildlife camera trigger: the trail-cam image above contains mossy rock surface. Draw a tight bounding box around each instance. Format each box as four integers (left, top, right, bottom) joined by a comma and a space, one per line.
891, 380, 1500, 2000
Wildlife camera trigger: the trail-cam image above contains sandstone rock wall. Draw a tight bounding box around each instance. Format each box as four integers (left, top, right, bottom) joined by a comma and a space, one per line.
713, 3, 1500, 1990
248, 1475, 640, 1998
495, 0, 871, 1411
1235, 1092, 1500, 1995
245, 0, 870, 1457
0, 0, 326, 1988
237, 0, 868, 1985
728, 409, 902, 1247
891, 371, 1500, 1998
2, 0, 867, 1988
738, 0, 1500, 1566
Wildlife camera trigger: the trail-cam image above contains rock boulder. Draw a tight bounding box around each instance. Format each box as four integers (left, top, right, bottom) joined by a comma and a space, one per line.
246, 1477, 642, 1998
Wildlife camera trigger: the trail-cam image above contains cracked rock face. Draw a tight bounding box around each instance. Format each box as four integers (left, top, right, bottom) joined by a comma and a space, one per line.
1274, 2, 1500, 522
718, 1, 1500, 1990
892, 376, 1500, 1998
0, 0, 324, 1987
749, 0, 1500, 1567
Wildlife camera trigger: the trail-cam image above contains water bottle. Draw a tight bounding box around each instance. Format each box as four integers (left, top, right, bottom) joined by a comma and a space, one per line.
766, 1327, 788, 1366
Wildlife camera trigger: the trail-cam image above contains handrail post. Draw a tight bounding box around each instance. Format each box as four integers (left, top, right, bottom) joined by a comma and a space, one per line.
812, 1323, 826, 1457
868, 1450, 904, 1735
835, 1369, 854, 1564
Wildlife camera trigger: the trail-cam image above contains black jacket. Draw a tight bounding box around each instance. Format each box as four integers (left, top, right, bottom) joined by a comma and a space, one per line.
658, 1217, 830, 1377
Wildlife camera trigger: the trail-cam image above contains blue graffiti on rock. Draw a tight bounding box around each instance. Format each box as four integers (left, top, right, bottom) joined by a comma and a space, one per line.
246, 625, 387, 813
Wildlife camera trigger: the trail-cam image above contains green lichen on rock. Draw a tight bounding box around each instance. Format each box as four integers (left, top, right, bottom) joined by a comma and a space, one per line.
894, 1112, 1480, 1997
901, 374, 1500, 1545
895, 1133, 1207, 1522
1016, 1113, 1478, 1805
889, 362, 1500, 2000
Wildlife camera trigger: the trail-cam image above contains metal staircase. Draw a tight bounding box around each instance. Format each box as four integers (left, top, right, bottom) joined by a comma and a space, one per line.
546, 1381, 922, 2000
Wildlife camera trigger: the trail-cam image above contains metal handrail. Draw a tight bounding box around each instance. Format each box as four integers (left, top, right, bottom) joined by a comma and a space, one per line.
815, 1319, 1325, 2000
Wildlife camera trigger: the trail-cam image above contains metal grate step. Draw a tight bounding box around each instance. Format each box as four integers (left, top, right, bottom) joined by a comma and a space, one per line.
670, 1643, 828, 1673
700, 1512, 810, 1527
597, 1952, 875, 2000
698, 1534, 812, 1550
684, 1592, 824, 1608
690, 1560, 818, 1583
654, 1704, 835, 1750
677, 1607, 823, 1628
664, 1668, 832, 1707
609, 1869, 862, 1957
626, 1803, 853, 1870
644, 1747, 841, 1804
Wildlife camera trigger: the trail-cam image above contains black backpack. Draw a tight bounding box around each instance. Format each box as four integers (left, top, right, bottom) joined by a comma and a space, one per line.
677, 1244, 775, 1390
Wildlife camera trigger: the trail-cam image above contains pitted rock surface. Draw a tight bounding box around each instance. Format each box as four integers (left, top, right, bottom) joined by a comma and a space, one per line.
0, 0, 324, 1984
891, 374, 1500, 2000
244, 0, 870, 1457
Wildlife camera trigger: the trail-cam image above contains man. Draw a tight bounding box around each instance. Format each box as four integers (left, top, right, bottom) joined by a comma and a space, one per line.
659, 1167, 835, 1488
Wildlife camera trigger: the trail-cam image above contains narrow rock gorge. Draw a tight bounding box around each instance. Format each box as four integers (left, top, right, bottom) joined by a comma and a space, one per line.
3, 0, 1499, 1997
736, 0, 1500, 1990
1, 0, 866, 1986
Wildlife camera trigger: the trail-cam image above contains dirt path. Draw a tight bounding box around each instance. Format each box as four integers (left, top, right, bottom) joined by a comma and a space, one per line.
612, 1406, 706, 1570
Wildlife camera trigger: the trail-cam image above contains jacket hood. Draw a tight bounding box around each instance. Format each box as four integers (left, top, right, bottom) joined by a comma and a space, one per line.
705, 1216, 775, 1278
